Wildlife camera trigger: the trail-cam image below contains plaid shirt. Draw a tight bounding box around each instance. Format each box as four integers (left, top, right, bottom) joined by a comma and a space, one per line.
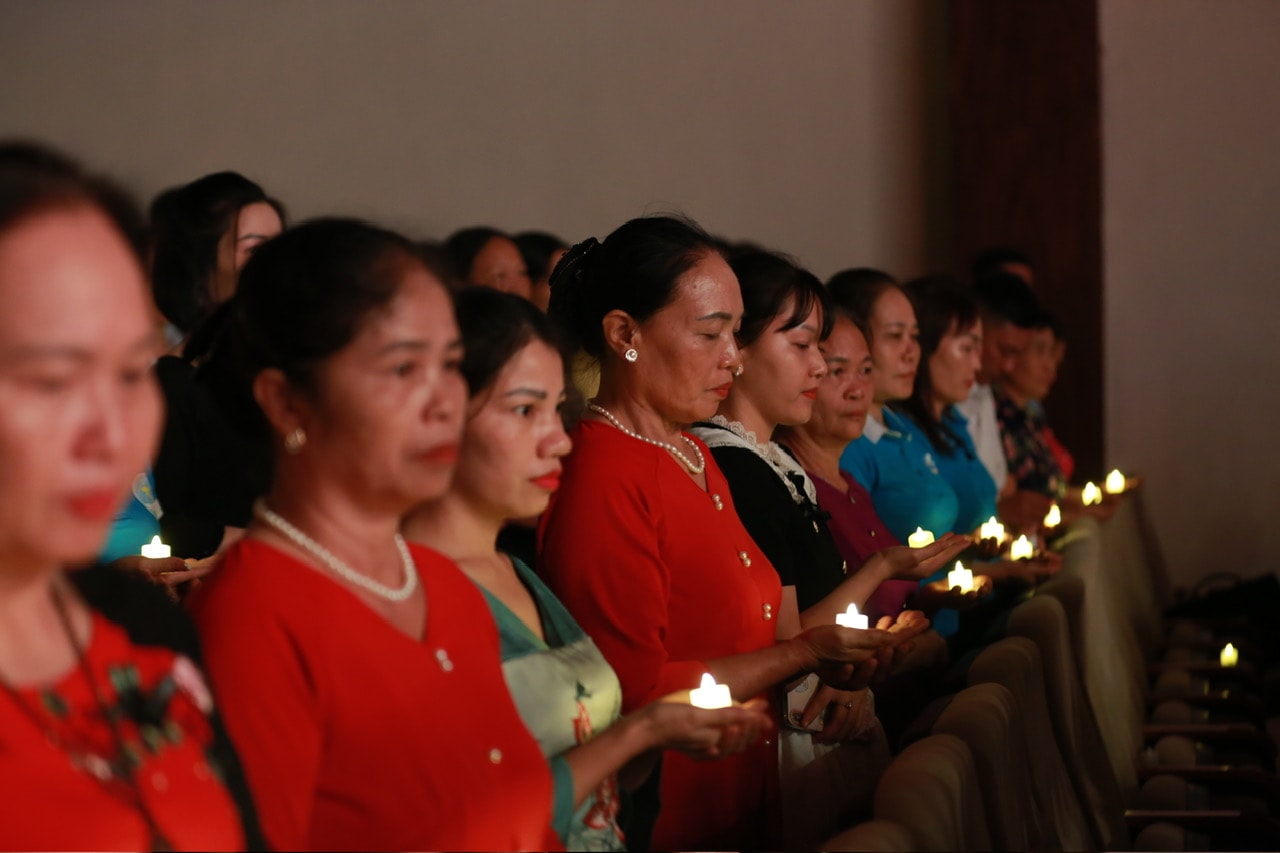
994, 384, 1066, 499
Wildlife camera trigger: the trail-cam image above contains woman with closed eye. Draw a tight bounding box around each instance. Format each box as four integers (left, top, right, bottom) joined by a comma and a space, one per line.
404, 287, 771, 851
540, 216, 901, 850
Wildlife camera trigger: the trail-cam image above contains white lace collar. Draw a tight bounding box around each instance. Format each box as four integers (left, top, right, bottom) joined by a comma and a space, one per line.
692, 415, 819, 508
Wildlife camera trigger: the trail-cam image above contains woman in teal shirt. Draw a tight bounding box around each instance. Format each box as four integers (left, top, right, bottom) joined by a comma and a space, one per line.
891, 277, 997, 536
403, 287, 770, 851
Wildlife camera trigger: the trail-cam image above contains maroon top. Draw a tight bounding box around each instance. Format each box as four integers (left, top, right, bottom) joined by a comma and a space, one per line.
809, 469, 916, 622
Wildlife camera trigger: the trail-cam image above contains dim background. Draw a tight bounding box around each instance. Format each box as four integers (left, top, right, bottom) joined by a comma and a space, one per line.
3, 0, 1278, 588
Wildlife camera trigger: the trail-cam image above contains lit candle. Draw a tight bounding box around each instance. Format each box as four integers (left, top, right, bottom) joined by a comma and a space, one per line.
1009, 534, 1034, 561
1082, 482, 1103, 506
1105, 469, 1126, 495
907, 527, 935, 548
1043, 503, 1062, 528
689, 673, 732, 709
835, 603, 869, 630
947, 561, 975, 593
1220, 643, 1239, 668
140, 535, 171, 559
979, 516, 1006, 543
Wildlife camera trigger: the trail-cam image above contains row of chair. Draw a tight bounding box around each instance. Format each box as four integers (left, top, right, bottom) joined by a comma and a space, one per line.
823, 492, 1280, 851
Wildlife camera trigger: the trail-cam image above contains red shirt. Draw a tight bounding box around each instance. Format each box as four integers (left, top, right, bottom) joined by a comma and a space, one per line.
189, 538, 561, 852
539, 421, 782, 850
0, 612, 244, 852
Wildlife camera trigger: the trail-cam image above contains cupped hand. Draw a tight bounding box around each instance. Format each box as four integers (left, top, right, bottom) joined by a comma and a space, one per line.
874, 533, 972, 581
650, 695, 773, 759
800, 623, 893, 666
919, 574, 994, 610
112, 553, 220, 601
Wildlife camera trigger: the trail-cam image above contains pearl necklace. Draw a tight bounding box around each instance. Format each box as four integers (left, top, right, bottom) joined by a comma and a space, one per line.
254, 500, 418, 602
586, 402, 706, 474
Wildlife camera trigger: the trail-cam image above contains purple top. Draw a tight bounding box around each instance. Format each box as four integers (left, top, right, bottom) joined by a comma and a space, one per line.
809, 468, 916, 622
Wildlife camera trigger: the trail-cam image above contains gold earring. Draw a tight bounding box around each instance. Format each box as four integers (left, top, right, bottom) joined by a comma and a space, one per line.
284, 428, 307, 454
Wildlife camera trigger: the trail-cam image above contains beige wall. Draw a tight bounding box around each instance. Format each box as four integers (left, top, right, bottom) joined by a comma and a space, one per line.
1101, 0, 1280, 586
0, 0, 936, 279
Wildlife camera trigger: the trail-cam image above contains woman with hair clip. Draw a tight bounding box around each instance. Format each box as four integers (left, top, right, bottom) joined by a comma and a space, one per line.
689, 252, 966, 845
0, 143, 262, 850
540, 215, 904, 851
188, 218, 562, 851
404, 287, 771, 851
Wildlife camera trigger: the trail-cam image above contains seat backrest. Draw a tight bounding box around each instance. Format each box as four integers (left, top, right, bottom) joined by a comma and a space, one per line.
1007, 591, 1131, 849
1100, 497, 1164, 657
873, 733, 991, 852
930, 683, 1029, 850
967, 637, 1096, 851
1048, 518, 1146, 796
821, 818, 916, 852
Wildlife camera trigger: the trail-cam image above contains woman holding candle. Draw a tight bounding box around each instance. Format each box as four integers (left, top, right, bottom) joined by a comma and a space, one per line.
0, 143, 262, 850
403, 287, 771, 851
831, 274, 1011, 640
689, 252, 966, 845
540, 216, 895, 851
891, 276, 998, 537
189, 218, 564, 851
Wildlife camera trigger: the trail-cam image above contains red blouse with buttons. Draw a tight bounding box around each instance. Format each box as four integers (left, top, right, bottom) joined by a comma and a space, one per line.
189, 538, 561, 852
539, 421, 782, 851
0, 611, 246, 852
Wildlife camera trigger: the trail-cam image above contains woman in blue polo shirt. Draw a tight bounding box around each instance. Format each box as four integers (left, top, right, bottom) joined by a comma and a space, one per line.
829, 272, 959, 542
891, 277, 997, 536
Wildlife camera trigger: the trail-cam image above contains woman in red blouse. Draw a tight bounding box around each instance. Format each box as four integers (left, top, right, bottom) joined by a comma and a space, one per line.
540, 216, 898, 851
0, 144, 261, 851
188, 219, 562, 851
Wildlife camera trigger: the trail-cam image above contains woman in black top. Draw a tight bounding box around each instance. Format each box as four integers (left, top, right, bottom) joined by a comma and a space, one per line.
691, 251, 965, 846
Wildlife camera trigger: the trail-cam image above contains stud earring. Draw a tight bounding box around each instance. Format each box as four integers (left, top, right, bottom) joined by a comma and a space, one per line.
624, 348, 639, 363
733, 364, 744, 377
284, 428, 307, 454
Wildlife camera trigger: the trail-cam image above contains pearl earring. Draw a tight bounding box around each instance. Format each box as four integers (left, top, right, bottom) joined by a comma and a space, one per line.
624, 348, 639, 363
284, 428, 307, 454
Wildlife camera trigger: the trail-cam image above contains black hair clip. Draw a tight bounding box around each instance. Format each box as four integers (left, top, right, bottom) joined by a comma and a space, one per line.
548, 236, 599, 292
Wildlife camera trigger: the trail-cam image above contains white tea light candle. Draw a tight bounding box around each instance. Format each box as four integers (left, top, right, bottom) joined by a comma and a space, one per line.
979, 516, 1007, 543
140, 535, 171, 559
947, 561, 975, 593
907, 527, 935, 548
835, 603, 869, 630
689, 673, 732, 709
1009, 535, 1034, 561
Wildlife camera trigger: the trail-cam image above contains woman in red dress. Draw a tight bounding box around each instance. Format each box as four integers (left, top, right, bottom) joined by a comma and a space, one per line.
188, 219, 562, 851
540, 216, 899, 850
0, 144, 262, 851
